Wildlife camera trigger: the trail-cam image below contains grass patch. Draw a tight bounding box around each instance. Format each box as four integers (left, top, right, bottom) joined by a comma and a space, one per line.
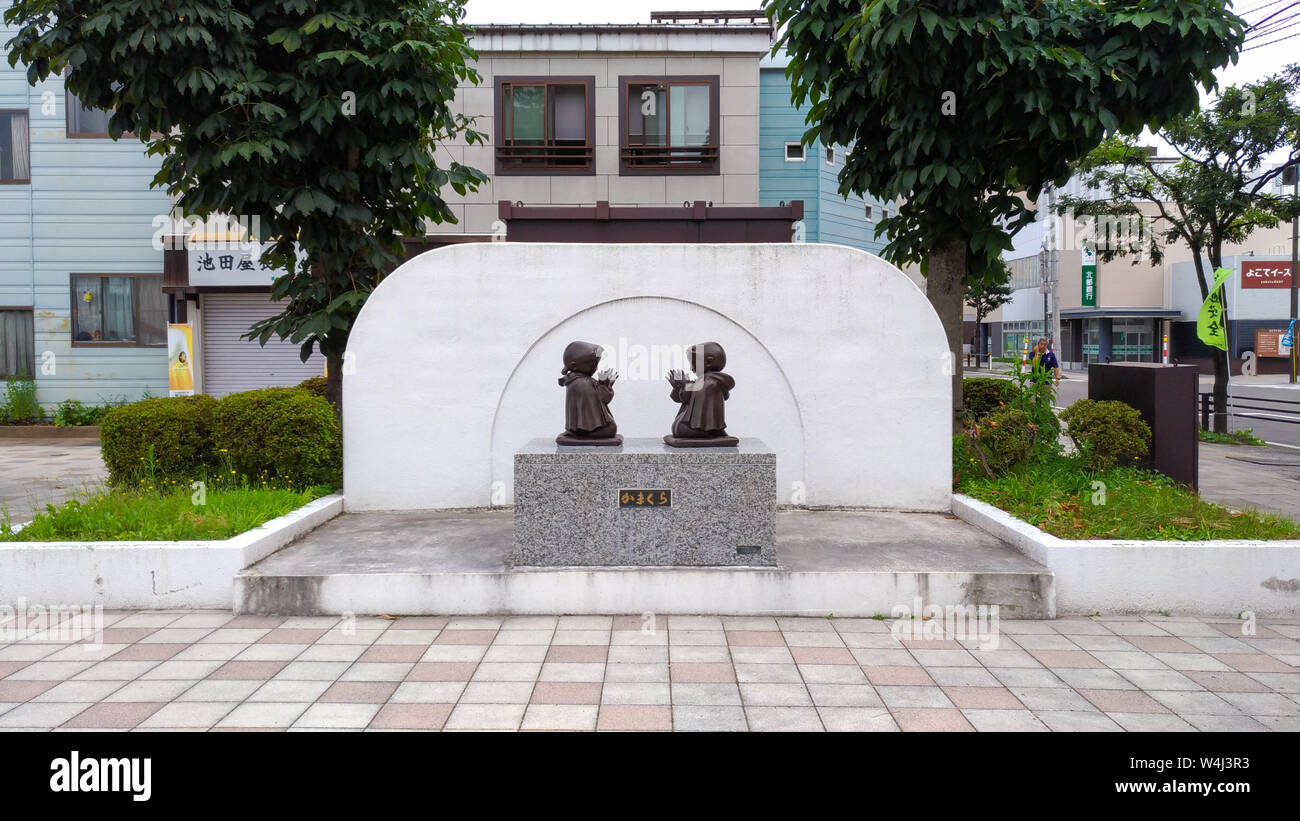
1, 484, 329, 542
1199, 428, 1266, 446
957, 456, 1300, 541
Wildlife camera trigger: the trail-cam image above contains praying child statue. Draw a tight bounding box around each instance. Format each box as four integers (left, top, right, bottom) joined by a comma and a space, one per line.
556, 341, 622, 446
663, 341, 739, 447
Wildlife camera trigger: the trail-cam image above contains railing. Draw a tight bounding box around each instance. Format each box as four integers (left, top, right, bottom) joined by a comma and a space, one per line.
496, 144, 593, 170
1199, 391, 1300, 429
621, 145, 720, 170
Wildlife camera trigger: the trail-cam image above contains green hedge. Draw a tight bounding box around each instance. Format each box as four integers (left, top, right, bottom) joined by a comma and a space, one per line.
212, 388, 341, 487
296, 377, 327, 397
963, 377, 1020, 421
1059, 399, 1151, 471
100, 396, 217, 485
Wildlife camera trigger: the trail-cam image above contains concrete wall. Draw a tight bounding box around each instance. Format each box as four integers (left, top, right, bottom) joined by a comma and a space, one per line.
343, 243, 951, 512
1, 4, 170, 407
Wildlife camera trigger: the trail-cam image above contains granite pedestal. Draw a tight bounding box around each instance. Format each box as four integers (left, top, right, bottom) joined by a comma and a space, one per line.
513, 437, 776, 567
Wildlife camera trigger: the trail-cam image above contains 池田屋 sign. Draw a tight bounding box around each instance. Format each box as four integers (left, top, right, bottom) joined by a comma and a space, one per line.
1241, 261, 1294, 289
187, 242, 307, 288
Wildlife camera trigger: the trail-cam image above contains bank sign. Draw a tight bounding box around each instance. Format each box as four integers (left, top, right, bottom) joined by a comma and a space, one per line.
1241, 261, 1294, 289
1081, 246, 1097, 307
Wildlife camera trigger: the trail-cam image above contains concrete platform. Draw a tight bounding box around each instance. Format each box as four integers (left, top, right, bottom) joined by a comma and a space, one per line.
235, 509, 1055, 618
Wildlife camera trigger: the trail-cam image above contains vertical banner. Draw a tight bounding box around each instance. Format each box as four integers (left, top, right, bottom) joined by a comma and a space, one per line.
168, 323, 195, 396
1196, 267, 1233, 351
1081, 246, 1097, 307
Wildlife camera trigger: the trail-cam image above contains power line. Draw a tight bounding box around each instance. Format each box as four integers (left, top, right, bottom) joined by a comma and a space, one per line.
1239, 0, 1292, 16
1247, 1, 1300, 30
1242, 27, 1300, 50
1245, 15, 1300, 40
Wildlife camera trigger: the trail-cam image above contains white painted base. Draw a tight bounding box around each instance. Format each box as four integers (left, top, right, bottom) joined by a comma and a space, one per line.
953, 494, 1300, 617
0, 495, 343, 610
234, 565, 1055, 619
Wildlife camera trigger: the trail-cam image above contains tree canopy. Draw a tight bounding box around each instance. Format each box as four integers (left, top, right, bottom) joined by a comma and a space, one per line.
5, 0, 488, 409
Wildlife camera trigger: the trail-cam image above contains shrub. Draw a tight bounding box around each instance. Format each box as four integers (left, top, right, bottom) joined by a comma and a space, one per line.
964, 408, 1041, 475
1, 376, 42, 422
963, 377, 1020, 421
99, 396, 218, 485
212, 388, 341, 488
1059, 399, 1151, 471
53, 399, 111, 427
296, 376, 327, 397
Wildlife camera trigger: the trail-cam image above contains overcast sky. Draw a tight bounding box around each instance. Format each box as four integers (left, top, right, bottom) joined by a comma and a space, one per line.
463, 0, 1296, 89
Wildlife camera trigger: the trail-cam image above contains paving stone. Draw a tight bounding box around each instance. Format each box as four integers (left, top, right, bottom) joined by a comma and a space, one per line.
672, 705, 748, 731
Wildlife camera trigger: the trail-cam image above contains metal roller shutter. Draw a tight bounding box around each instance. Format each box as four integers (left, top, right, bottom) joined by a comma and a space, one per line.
201, 294, 323, 397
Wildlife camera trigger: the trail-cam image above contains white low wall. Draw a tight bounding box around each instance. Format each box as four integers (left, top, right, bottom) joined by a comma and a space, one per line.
344, 243, 952, 512
0, 494, 343, 610
953, 494, 1300, 617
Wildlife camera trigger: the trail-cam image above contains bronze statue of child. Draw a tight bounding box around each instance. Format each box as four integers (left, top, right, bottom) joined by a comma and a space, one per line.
664, 341, 739, 447
556, 341, 622, 446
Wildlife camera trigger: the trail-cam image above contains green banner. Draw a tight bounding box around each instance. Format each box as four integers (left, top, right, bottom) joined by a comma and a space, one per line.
1081, 265, 1097, 307
1196, 266, 1233, 351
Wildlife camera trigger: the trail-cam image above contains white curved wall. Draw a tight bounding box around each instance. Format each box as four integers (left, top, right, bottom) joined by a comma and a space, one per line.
344, 243, 951, 512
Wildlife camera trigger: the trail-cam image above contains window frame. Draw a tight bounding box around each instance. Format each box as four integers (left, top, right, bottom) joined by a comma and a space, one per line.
494, 76, 596, 176
618, 75, 720, 176
68, 273, 167, 349
65, 88, 116, 139
0, 109, 31, 184
784, 141, 806, 162
824, 145, 835, 165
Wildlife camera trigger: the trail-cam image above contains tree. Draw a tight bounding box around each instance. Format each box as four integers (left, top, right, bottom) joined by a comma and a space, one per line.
964, 257, 1013, 367
1060, 70, 1300, 432
764, 0, 1245, 430
5, 0, 487, 414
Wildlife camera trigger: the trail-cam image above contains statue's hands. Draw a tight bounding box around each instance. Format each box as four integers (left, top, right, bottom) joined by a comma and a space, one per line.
667, 369, 687, 385
596, 369, 618, 386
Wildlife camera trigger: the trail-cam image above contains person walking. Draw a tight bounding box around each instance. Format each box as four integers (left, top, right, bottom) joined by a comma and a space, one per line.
1030, 337, 1060, 387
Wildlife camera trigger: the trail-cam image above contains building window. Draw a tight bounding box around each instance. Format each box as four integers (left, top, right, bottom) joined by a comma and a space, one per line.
825, 145, 835, 165
66, 90, 114, 138
865, 204, 873, 221
0, 111, 31, 183
620, 76, 719, 174
495, 77, 595, 175
70, 275, 167, 347
784, 142, 806, 162
0, 309, 35, 377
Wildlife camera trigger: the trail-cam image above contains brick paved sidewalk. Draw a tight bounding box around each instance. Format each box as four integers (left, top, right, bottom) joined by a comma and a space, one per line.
1, 612, 1297, 732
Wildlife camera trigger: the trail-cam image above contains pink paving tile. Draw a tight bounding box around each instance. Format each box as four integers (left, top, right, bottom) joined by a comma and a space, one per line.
1027, 650, 1105, 669
597, 704, 672, 731
864, 666, 936, 686
389, 617, 449, 631
209, 727, 284, 732
531, 682, 602, 704
891, 708, 975, 732
111, 643, 188, 661
0, 679, 58, 701
725, 631, 786, 646
1185, 670, 1273, 693
63, 702, 164, 729
1211, 623, 1281, 639
433, 630, 497, 645
208, 660, 289, 680
99, 628, 157, 644
319, 681, 398, 703
1213, 653, 1296, 674
942, 687, 1024, 710
369, 703, 452, 730
1128, 636, 1200, 653
225, 616, 287, 628
670, 663, 737, 683
546, 645, 609, 663
612, 616, 647, 631
258, 628, 329, 644
0, 661, 31, 678
790, 647, 857, 665
406, 662, 479, 681
359, 644, 427, 663
1076, 689, 1170, 714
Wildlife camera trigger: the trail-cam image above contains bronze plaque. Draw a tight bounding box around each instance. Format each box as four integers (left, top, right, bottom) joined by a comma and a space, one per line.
619, 489, 671, 508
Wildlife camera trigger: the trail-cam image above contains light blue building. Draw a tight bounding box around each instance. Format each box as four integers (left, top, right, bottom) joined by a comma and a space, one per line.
1, 5, 171, 408
759, 54, 891, 256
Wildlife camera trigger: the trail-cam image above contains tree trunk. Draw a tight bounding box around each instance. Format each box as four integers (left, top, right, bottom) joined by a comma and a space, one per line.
326, 352, 344, 420
927, 239, 967, 433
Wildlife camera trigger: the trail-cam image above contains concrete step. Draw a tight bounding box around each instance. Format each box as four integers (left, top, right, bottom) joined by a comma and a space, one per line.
235, 509, 1055, 618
